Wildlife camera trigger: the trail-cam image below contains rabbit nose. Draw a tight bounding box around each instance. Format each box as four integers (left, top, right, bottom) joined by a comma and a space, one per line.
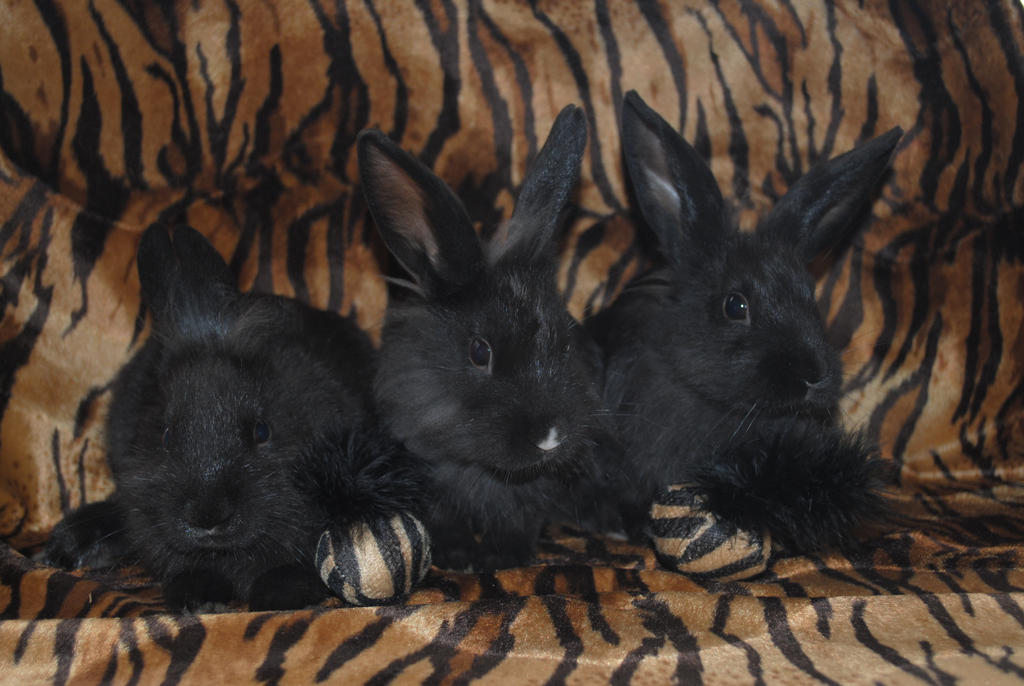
803, 375, 831, 402
183, 500, 235, 532
536, 426, 562, 452
800, 357, 830, 389
803, 365, 840, 410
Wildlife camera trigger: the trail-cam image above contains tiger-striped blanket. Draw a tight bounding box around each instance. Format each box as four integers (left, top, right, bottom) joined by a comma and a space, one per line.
1, 0, 1022, 683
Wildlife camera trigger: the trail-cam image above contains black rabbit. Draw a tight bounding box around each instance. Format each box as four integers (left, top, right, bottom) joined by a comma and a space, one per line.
358, 106, 615, 571
45, 224, 425, 610
588, 91, 899, 553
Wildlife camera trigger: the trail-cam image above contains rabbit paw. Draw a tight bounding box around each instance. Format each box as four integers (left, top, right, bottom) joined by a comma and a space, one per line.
248, 565, 331, 611
43, 501, 129, 571
163, 569, 235, 611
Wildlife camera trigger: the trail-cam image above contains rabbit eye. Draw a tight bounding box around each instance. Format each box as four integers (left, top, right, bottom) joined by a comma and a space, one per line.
723, 292, 750, 323
161, 427, 171, 451
468, 336, 492, 371
253, 420, 271, 444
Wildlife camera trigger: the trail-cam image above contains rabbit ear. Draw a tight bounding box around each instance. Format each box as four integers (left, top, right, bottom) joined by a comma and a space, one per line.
358, 130, 484, 295
137, 224, 179, 319
621, 91, 726, 268
137, 224, 236, 338
759, 127, 902, 261
488, 105, 587, 264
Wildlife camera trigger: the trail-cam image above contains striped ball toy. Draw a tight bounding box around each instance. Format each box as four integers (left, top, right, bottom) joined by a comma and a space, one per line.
649, 484, 771, 582
316, 512, 432, 605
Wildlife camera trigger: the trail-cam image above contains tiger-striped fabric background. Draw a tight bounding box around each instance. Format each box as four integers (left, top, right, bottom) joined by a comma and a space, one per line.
1, 0, 1022, 683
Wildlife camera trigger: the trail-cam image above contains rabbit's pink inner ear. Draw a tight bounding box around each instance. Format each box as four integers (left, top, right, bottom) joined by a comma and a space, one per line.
367, 157, 442, 267
485, 218, 528, 265
485, 220, 512, 263
638, 162, 682, 224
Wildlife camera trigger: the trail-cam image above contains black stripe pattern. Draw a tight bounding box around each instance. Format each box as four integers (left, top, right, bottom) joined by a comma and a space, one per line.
0, 0, 1023, 682
649, 484, 771, 582
316, 512, 432, 606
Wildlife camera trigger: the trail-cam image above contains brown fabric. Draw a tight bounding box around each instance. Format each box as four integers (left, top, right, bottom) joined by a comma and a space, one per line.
1, 0, 1022, 682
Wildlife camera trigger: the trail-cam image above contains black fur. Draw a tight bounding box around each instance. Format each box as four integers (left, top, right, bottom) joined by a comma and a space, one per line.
688, 417, 892, 552
44, 224, 416, 611
293, 425, 425, 525
360, 106, 617, 570
44, 500, 129, 570
589, 91, 900, 552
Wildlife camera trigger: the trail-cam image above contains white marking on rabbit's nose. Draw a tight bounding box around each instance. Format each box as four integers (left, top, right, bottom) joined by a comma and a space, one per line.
536, 427, 561, 452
